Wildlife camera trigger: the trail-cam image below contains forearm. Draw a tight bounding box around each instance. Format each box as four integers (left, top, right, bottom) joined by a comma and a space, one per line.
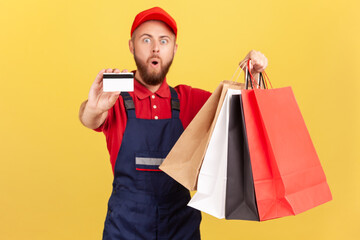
79, 100, 108, 129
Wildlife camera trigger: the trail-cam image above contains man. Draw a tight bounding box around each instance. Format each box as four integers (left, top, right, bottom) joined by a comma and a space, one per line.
79, 7, 267, 240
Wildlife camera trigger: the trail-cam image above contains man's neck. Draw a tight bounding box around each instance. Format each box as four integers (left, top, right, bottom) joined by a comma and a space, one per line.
134, 70, 162, 93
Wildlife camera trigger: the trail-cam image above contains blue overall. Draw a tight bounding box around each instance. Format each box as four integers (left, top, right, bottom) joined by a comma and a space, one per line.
102, 87, 202, 240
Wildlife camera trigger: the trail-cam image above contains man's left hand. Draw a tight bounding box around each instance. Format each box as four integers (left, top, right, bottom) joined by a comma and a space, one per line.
239, 50, 268, 75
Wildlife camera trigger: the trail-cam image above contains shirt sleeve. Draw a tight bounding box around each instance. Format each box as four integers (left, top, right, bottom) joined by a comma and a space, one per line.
175, 85, 212, 130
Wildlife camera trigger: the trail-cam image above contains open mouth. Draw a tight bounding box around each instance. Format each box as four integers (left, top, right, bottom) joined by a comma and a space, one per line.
149, 57, 160, 68
151, 60, 159, 66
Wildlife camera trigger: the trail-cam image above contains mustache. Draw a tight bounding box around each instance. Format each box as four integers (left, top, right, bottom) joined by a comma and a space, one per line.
147, 55, 161, 61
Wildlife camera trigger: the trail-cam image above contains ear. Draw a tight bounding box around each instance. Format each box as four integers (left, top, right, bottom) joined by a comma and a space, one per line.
129, 39, 134, 55
173, 43, 178, 55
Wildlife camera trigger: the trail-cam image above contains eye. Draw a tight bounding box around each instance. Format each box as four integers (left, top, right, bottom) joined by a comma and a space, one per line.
143, 38, 151, 43
160, 39, 168, 44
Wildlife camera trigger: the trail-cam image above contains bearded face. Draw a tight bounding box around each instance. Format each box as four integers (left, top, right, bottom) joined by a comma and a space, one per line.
129, 20, 177, 86
133, 48, 174, 86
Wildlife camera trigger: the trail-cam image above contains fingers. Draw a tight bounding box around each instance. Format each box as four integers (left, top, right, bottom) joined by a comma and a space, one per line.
115, 69, 129, 73
248, 50, 268, 73
104, 68, 112, 73
239, 59, 248, 70
110, 91, 121, 100
110, 68, 129, 73
109, 91, 121, 103
94, 68, 115, 84
94, 69, 106, 84
93, 68, 115, 85
94, 68, 129, 84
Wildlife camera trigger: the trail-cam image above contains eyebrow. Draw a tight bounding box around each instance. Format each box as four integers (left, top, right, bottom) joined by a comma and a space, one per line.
139, 33, 172, 39
139, 33, 152, 38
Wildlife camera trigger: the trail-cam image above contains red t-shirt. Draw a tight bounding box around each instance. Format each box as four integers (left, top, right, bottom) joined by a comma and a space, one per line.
94, 77, 211, 174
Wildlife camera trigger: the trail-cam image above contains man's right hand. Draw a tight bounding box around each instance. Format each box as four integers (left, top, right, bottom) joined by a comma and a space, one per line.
88, 68, 129, 113
79, 68, 129, 129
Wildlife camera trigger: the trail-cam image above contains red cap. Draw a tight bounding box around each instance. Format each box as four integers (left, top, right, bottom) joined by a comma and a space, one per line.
131, 7, 177, 38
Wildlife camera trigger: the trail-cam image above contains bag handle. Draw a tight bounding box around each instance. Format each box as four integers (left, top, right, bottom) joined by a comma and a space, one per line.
245, 59, 273, 89
229, 63, 246, 82
230, 59, 273, 89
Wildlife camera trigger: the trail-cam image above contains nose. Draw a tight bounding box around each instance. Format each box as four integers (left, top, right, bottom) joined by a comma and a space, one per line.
152, 41, 159, 53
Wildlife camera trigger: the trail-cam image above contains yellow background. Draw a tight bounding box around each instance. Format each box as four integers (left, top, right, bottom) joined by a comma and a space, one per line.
1, 0, 359, 239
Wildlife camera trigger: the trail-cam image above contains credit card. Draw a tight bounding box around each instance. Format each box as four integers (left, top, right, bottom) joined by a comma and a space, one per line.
103, 72, 134, 92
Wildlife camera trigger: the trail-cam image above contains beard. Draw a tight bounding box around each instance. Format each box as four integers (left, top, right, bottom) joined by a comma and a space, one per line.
133, 48, 174, 86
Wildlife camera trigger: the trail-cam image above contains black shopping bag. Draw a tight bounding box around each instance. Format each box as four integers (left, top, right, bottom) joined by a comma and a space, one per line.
225, 94, 259, 220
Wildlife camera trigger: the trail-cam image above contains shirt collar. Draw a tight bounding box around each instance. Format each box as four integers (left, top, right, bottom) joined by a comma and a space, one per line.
132, 70, 170, 100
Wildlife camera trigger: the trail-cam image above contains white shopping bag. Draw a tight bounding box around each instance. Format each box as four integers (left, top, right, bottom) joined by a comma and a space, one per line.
188, 89, 242, 219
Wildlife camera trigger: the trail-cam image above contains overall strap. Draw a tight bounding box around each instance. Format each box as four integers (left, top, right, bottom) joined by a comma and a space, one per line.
170, 87, 180, 119
120, 92, 136, 119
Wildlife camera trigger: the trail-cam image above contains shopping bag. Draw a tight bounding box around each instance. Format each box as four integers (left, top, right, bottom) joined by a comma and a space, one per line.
225, 94, 259, 220
188, 89, 241, 218
160, 81, 244, 190
241, 87, 333, 221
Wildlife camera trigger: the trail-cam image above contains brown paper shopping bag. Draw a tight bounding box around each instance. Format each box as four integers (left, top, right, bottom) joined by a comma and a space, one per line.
159, 80, 244, 190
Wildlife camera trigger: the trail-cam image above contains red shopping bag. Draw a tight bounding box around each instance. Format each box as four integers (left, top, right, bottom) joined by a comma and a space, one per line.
241, 87, 332, 221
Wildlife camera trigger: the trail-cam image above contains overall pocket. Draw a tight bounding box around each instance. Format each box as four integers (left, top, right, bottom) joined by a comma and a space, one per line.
135, 151, 180, 194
